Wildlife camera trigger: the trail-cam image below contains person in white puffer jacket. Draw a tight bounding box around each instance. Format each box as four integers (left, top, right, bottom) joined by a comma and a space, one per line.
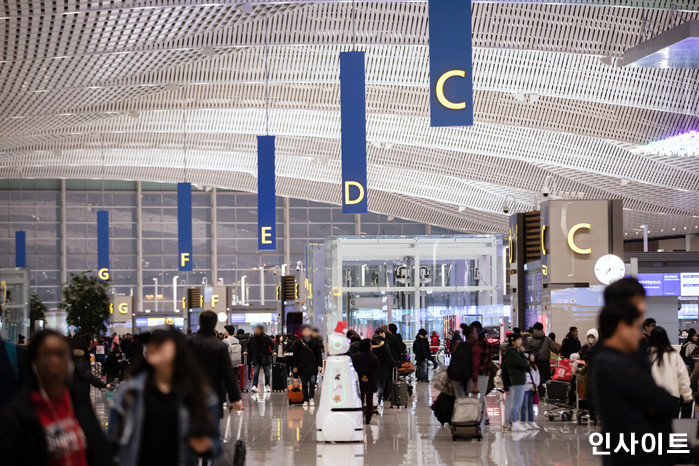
648, 326, 692, 407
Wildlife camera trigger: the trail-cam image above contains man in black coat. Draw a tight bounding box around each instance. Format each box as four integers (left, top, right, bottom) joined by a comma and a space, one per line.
372, 329, 396, 403
352, 338, 379, 424
189, 311, 242, 415
560, 326, 581, 359
412, 329, 431, 382
591, 302, 676, 465
246, 324, 274, 392
292, 325, 323, 406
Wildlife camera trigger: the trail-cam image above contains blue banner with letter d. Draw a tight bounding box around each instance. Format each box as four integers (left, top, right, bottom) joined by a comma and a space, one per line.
97, 211, 110, 281
340, 51, 368, 214
178, 182, 193, 271
258, 135, 276, 250
429, 0, 473, 127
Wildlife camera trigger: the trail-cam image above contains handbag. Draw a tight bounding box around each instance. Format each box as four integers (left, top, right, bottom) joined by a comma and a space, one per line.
533, 392, 539, 405
233, 413, 246, 466
432, 367, 455, 396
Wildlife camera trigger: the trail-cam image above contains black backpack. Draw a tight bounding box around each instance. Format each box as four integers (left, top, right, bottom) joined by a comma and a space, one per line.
447, 341, 472, 384
680, 342, 694, 366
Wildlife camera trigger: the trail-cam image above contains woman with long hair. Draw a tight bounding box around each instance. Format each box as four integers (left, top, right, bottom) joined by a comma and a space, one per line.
648, 326, 692, 410
108, 328, 222, 466
0, 329, 112, 465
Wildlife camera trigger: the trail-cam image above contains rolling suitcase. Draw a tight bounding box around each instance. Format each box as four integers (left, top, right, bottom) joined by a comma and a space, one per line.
272, 360, 287, 392
239, 355, 250, 392
451, 394, 483, 440
288, 380, 304, 405
391, 369, 409, 408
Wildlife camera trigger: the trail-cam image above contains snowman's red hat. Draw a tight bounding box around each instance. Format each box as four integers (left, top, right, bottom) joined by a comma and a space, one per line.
333, 321, 348, 335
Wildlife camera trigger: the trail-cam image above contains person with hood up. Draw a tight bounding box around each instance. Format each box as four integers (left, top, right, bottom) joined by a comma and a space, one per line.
560, 326, 581, 359
449, 330, 463, 354
351, 338, 379, 424
579, 329, 599, 361
412, 329, 431, 382
371, 328, 396, 403
524, 322, 559, 387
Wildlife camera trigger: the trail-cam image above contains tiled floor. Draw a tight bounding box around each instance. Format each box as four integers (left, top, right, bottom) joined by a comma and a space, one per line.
213, 382, 602, 466
95, 380, 602, 465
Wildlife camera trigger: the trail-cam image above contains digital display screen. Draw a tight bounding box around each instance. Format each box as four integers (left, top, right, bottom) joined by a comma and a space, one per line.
230, 313, 276, 324
135, 317, 185, 327
637, 273, 698, 297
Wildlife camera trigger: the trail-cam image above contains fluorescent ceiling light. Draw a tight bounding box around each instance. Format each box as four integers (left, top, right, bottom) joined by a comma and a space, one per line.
631, 131, 699, 157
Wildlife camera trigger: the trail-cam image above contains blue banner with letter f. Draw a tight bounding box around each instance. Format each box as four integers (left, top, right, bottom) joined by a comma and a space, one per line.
340, 51, 368, 214
97, 211, 110, 281
258, 135, 276, 250
429, 0, 473, 127
177, 182, 193, 271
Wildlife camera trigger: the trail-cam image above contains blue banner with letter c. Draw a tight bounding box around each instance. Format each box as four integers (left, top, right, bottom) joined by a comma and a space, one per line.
340, 51, 368, 214
429, 0, 473, 127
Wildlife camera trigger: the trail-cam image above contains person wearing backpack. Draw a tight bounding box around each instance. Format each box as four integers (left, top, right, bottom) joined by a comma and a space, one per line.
223, 325, 243, 381
448, 325, 476, 398
524, 322, 559, 389
680, 328, 698, 372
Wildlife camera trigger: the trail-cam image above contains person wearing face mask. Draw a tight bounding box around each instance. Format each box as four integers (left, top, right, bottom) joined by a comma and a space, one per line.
292, 325, 323, 407
0, 329, 112, 466
579, 329, 599, 362
109, 329, 223, 466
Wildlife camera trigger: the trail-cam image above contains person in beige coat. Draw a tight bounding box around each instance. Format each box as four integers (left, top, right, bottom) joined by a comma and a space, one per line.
648, 327, 692, 406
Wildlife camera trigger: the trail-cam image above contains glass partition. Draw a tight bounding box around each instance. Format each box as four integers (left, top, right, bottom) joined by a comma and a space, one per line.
307, 235, 505, 340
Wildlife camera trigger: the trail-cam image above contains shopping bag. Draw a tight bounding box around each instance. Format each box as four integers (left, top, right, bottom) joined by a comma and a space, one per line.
432, 367, 455, 395
552, 359, 573, 382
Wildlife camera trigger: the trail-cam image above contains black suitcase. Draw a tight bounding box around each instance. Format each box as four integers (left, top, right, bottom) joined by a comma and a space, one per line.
547, 380, 570, 402
432, 392, 455, 426
272, 362, 287, 391
391, 369, 409, 408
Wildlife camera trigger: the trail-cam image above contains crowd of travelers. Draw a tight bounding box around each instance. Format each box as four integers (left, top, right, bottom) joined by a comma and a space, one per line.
2, 277, 698, 465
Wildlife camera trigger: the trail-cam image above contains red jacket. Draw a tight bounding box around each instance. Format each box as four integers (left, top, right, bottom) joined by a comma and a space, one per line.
430, 334, 440, 354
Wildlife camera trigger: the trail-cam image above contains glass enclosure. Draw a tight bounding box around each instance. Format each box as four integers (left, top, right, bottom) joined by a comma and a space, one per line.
0, 268, 30, 342
307, 235, 505, 340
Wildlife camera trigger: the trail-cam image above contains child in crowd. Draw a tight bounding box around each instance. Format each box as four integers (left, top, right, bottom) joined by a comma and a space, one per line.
520, 356, 540, 430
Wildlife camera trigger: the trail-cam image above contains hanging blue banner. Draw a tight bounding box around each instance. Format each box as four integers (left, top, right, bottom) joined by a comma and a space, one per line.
258, 135, 276, 250
429, 0, 473, 127
178, 182, 193, 271
340, 51, 368, 214
15, 231, 26, 268
97, 211, 110, 281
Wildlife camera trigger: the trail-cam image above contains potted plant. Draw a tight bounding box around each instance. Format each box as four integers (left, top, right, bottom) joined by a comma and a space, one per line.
30, 293, 47, 334
61, 271, 111, 336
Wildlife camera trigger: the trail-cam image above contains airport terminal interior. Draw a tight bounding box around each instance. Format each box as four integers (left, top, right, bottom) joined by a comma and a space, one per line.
1, 0, 699, 465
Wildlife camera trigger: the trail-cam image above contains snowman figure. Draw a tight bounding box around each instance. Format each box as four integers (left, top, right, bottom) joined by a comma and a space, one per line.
316, 321, 364, 443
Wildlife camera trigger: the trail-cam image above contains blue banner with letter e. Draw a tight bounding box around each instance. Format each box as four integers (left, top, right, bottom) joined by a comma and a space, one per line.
15, 231, 26, 268
97, 211, 110, 281
340, 51, 368, 214
429, 0, 473, 127
258, 135, 276, 250
177, 182, 193, 271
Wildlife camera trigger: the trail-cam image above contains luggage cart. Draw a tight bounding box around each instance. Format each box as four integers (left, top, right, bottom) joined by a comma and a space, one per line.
574, 364, 595, 425
542, 379, 574, 422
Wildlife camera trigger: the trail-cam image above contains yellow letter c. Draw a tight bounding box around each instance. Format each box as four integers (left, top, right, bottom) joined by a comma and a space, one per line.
436, 70, 466, 110
567, 223, 592, 255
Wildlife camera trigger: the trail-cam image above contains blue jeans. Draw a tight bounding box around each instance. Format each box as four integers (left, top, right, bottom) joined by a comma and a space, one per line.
520, 390, 535, 422
506, 384, 526, 424
300, 373, 317, 402
253, 363, 271, 387
418, 360, 429, 381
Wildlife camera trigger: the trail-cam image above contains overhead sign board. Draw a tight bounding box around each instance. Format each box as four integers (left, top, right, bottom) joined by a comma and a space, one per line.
428, 0, 473, 127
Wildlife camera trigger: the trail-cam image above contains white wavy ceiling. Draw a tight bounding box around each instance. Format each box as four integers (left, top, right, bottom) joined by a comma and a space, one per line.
1, 0, 698, 237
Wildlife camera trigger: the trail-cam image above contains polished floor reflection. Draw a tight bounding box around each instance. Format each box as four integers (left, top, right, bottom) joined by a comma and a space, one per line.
209, 382, 602, 466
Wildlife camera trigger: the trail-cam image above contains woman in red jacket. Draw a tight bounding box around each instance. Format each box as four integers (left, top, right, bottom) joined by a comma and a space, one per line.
429, 331, 440, 369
